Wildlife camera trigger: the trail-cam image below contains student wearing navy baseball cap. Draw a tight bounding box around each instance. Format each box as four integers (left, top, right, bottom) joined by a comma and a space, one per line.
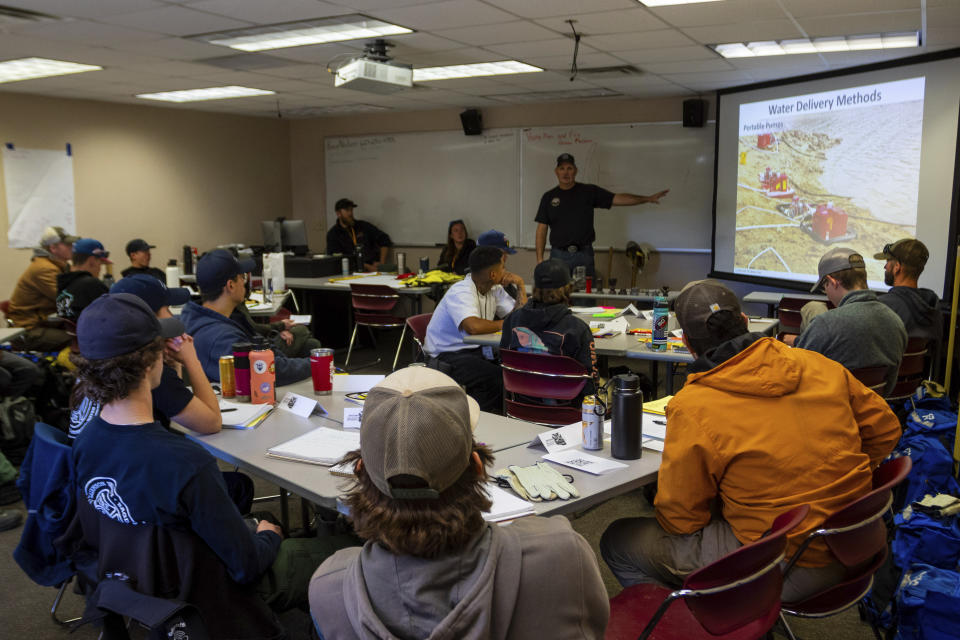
69, 276, 219, 438
121, 237, 166, 281
67, 293, 355, 633
180, 250, 311, 385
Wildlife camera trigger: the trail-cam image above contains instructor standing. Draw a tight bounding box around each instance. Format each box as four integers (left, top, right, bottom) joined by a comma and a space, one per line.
535, 153, 669, 276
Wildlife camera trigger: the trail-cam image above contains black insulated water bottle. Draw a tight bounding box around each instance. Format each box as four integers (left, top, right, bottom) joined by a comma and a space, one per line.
611, 374, 643, 460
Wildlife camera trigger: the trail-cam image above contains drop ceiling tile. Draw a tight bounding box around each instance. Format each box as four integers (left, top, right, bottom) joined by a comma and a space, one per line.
249, 42, 364, 64
519, 52, 633, 71
387, 32, 467, 53
97, 5, 253, 36
325, 0, 449, 10
102, 36, 228, 60
585, 29, 698, 51
681, 20, 805, 45
821, 49, 926, 67
795, 10, 920, 36
479, 0, 636, 19
615, 45, 717, 64
433, 21, 560, 46
728, 57, 829, 73
13, 19, 161, 43
0, 0, 165, 20
927, 6, 960, 27
245, 77, 327, 92
534, 8, 669, 35
645, 0, 787, 27
642, 58, 734, 74
778, 0, 920, 18
371, 0, 517, 31
187, 0, 345, 24
252, 63, 329, 79
926, 26, 960, 47
487, 38, 596, 58
662, 69, 753, 86
501, 76, 619, 92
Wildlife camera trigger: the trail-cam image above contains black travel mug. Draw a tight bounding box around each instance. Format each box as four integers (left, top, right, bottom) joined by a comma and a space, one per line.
611, 374, 643, 460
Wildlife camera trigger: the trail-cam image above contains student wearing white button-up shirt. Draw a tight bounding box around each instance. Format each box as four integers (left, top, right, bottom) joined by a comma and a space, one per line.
424, 246, 526, 413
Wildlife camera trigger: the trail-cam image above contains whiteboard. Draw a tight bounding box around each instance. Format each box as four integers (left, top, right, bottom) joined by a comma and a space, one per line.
519, 122, 715, 251
3, 147, 76, 249
324, 130, 519, 247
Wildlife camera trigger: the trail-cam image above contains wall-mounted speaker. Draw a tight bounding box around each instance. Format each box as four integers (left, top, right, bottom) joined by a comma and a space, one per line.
682, 99, 708, 128
460, 108, 483, 135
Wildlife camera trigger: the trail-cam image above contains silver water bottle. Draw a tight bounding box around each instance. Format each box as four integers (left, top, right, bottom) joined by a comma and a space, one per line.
611, 374, 643, 460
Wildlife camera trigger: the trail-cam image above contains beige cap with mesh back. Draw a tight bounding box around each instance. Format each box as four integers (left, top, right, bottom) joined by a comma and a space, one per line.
360, 366, 479, 500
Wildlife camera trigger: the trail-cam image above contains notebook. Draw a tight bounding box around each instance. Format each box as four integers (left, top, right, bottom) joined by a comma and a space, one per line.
219, 400, 274, 429
266, 427, 360, 466
483, 484, 536, 522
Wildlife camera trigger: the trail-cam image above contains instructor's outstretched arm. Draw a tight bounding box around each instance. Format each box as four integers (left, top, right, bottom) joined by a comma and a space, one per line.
535, 223, 548, 264
612, 189, 669, 206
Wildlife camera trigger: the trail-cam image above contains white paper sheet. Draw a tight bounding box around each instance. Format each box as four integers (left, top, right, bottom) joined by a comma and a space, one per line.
290, 315, 312, 325
266, 427, 360, 466
542, 449, 629, 475
483, 484, 535, 522
4, 147, 76, 249
333, 374, 384, 393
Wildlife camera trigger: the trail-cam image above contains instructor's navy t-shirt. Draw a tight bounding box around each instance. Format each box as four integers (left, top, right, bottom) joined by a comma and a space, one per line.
535, 182, 614, 249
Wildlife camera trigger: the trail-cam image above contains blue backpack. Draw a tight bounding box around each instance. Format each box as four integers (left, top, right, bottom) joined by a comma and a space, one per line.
894, 435, 960, 507
895, 564, 960, 640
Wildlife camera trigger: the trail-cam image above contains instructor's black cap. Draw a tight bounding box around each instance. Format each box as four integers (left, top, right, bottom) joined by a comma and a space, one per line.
335, 198, 357, 211
556, 153, 576, 167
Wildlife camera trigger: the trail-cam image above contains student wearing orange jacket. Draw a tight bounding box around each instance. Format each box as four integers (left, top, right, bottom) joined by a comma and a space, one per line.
600, 280, 901, 603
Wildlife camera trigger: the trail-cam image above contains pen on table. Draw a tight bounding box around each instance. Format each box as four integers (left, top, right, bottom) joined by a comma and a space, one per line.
653, 419, 666, 425
220, 408, 237, 413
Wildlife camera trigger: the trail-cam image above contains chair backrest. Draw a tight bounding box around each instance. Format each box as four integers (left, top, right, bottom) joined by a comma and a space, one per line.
680, 505, 810, 635
849, 365, 888, 394
406, 313, 432, 348
0, 299, 10, 326
887, 337, 929, 400
500, 349, 591, 399
787, 457, 912, 573
349, 283, 401, 312
777, 297, 806, 334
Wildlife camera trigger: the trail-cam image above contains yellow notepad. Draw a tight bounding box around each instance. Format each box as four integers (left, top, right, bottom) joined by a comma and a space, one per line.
644, 395, 673, 416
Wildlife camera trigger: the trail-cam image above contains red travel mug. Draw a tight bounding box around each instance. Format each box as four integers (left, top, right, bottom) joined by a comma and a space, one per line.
310, 348, 334, 395
585, 276, 593, 293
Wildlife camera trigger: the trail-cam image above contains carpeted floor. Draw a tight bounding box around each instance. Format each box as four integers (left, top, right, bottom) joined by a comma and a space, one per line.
0, 341, 879, 639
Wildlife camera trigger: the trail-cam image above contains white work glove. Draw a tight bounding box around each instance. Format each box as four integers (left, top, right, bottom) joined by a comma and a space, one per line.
506, 463, 579, 501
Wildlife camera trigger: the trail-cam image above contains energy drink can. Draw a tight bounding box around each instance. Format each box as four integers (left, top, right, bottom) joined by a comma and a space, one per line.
582, 395, 603, 451
219, 356, 236, 399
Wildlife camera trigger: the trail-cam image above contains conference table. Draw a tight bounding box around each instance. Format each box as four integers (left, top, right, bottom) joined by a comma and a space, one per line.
743, 291, 827, 317
465, 312, 778, 394
173, 376, 674, 528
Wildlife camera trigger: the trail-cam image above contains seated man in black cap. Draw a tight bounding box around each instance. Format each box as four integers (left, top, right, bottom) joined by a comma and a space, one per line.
325, 198, 393, 272
500, 259, 597, 397
875, 238, 942, 349
180, 249, 311, 385
309, 367, 608, 639
423, 246, 525, 413
55, 238, 112, 321
64, 294, 355, 635
121, 238, 165, 281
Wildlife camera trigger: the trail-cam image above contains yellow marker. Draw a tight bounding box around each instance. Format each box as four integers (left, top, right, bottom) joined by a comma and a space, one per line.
739, 151, 747, 165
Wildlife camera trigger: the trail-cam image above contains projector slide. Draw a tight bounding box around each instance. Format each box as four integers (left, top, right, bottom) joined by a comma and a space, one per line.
732, 77, 925, 285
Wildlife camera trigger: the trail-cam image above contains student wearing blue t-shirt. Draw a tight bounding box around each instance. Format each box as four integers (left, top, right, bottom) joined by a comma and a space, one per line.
66, 294, 355, 633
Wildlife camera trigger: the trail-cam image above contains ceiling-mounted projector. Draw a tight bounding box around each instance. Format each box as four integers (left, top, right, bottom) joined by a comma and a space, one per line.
333, 38, 413, 95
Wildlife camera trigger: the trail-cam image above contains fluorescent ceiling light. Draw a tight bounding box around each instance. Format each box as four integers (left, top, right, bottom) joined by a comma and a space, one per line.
413, 61, 542, 82
712, 31, 919, 58
638, 0, 724, 5
136, 86, 275, 103
194, 15, 412, 52
0, 57, 101, 84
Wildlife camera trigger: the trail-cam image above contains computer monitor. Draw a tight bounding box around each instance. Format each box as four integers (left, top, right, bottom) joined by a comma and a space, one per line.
281, 219, 309, 256
261, 220, 282, 252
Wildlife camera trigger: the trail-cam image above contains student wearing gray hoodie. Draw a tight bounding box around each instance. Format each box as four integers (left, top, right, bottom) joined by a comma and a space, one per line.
875, 239, 943, 350
308, 367, 608, 640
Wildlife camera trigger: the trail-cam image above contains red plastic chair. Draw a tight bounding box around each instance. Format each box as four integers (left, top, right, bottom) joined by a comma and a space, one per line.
886, 337, 929, 401
395, 313, 432, 365
606, 505, 810, 640
346, 283, 407, 371
500, 349, 593, 426
778, 457, 913, 640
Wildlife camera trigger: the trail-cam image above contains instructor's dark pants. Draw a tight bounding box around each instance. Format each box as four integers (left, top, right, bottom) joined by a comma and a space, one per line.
433, 348, 503, 414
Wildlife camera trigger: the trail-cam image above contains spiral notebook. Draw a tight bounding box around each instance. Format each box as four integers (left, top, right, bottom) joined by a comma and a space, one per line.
265, 427, 360, 466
